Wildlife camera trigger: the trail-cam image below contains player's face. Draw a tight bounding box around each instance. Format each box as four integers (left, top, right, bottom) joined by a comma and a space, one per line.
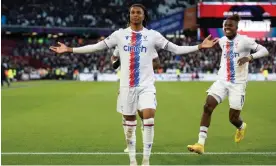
223, 19, 238, 38
129, 6, 145, 25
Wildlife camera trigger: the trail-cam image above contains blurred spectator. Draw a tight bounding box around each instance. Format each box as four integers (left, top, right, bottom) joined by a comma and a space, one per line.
2, 35, 276, 79
2, 0, 191, 28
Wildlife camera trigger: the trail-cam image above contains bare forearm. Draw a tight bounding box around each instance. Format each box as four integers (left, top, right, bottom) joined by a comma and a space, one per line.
111, 55, 119, 62
112, 59, 120, 69
152, 58, 160, 69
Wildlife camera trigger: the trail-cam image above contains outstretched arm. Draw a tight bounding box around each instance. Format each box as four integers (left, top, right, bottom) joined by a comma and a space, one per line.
50, 41, 108, 54
154, 32, 218, 55
50, 30, 119, 54
166, 35, 219, 54
73, 41, 108, 53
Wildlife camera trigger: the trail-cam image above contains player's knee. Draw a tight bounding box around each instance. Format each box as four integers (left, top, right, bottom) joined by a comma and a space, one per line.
124, 115, 136, 121
141, 108, 155, 119
203, 103, 214, 115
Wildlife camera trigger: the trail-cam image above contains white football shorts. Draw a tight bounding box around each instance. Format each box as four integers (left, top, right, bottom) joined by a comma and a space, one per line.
118, 86, 157, 115
207, 80, 246, 110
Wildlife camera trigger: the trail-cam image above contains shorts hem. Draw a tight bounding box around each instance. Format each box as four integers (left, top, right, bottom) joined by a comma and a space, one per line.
207, 92, 222, 103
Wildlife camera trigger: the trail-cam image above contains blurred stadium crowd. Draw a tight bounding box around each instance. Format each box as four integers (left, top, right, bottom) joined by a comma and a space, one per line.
2, 0, 189, 28
1, 0, 276, 81
2, 36, 276, 81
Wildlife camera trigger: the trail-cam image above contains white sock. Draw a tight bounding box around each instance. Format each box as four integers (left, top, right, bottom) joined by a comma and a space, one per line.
122, 116, 127, 139
198, 126, 208, 145
143, 118, 154, 161
239, 122, 245, 130
124, 120, 137, 162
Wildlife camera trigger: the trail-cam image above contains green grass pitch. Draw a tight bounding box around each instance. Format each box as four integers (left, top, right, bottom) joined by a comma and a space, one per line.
2, 81, 276, 165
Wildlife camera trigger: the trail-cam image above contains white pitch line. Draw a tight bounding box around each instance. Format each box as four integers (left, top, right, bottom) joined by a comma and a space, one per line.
2, 152, 276, 155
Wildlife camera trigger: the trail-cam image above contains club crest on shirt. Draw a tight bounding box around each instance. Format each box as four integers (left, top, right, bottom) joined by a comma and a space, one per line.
235, 41, 239, 48
143, 36, 148, 41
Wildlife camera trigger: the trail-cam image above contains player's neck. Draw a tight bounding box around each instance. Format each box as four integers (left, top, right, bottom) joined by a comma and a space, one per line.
130, 24, 143, 32
227, 33, 237, 40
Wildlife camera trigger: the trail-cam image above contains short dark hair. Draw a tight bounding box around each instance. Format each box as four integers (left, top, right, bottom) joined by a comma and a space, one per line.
227, 14, 241, 22
128, 4, 149, 27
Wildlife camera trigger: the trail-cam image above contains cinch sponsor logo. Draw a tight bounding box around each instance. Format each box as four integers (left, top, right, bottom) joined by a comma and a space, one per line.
224, 52, 240, 58
123, 45, 147, 53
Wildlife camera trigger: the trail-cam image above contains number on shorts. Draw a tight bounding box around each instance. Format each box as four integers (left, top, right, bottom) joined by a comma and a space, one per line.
241, 95, 245, 106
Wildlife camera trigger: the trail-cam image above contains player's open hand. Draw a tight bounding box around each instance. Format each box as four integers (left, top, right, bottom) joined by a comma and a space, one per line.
238, 56, 252, 66
200, 35, 219, 49
49, 42, 71, 54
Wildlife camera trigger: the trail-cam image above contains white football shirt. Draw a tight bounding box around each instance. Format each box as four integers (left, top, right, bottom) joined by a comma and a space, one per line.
105, 27, 168, 87
113, 46, 158, 59
218, 34, 259, 83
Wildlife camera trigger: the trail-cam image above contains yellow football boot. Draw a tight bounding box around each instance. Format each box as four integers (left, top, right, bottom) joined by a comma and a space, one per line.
235, 123, 247, 143
187, 143, 204, 154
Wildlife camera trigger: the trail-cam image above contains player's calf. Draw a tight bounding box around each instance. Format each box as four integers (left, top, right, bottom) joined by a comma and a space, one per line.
203, 101, 216, 116
188, 95, 218, 154
123, 115, 137, 164
229, 108, 243, 128
141, 109, 155, 165
198, 99, 216, 145
124, 111, 144, 153
229, 108, 247, 143
201, 95, 218, 127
